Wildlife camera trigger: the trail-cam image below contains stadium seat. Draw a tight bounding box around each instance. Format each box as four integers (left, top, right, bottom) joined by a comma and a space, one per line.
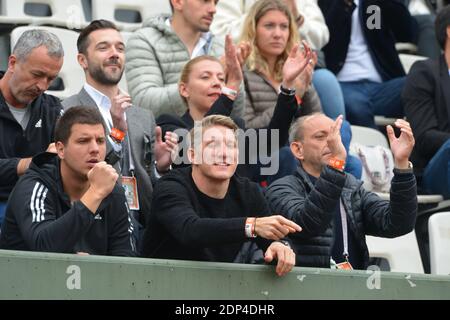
0, 0, 88, 29
10, 26, 84, 100
395, 42, 418, 55
399, 53, 428, 73
117, 31, 133, 92
350, 125, 389, 148
91, 0, 171, 31
428, 211, 450, 275
350, 125, 444, 274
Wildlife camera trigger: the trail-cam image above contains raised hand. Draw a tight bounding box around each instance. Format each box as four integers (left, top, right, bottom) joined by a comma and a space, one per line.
223, 34, 243, 91
387, 119, 415, 169
254, 215, 302, 240
264, 241, 296, 276
46, 142, 57, 154
282, 40, 312, 89
110, 91, 132, 133
87, 161, 118, 199
326, 115, 347, 162
154, 126, 178, 173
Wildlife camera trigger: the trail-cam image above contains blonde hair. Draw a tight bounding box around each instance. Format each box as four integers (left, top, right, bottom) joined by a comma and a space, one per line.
189, 115, 238, 148
239, 0, 300, 82
178, 55, 223, 106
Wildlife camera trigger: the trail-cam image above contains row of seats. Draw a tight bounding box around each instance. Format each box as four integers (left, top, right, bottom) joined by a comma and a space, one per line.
0, 0, 171, 31
3, 4, 446, 275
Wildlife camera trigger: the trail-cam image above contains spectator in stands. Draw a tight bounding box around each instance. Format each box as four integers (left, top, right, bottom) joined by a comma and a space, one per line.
212, 0, 348, 123
125, 0, 245, 119
265, 114, 417, 269
0, 30, 64, 226
62, 20, 178, 240
142, 115, 301, 276
0, 106, 136, 256
402, 5, 450, 197
157, 37, 312, 182
215, 0, 362, 182
318, 0, 418, 128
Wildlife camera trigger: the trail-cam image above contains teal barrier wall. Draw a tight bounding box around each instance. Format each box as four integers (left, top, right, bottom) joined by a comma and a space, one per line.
0, 249, 449, 299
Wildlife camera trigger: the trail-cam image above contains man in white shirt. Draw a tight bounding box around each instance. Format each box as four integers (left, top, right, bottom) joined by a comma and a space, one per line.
318, 0, 418, 128
125, 0, 245, 119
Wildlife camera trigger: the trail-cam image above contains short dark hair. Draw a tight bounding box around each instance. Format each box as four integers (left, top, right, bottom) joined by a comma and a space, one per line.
55, 106, 105, 144
77, 19, 120, 54
169, 0, 173, 12
435, 5, 450, 51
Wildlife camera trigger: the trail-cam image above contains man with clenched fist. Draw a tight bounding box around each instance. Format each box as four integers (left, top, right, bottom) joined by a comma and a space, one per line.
0, 106, 136, 256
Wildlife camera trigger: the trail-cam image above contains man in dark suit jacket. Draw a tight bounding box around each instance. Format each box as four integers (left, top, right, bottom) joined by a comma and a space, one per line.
62, 20, 178, 242
0, 29, 64, 226
318, 0, 417, 128
403, 5, 450, 198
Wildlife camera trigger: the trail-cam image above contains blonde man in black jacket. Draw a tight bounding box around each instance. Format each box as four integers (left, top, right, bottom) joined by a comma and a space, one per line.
403, 5, 450, 198
142, 115, 302, 276
0, 29, 64, 226
265, 113, 417, 269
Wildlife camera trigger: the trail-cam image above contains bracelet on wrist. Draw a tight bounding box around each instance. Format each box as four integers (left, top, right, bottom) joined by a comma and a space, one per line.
245, 217, 257, 238
394, 161, 413, 173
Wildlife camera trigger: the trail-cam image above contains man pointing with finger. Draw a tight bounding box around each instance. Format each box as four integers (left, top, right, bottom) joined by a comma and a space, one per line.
142, 115, 302, 277
265, 114, 418, 269
0, 106, 135, 256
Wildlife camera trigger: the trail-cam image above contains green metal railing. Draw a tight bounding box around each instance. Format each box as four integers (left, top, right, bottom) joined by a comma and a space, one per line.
1, 249, 449, 299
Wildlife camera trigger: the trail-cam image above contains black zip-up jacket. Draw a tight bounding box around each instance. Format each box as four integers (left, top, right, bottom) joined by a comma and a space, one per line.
402, 55, 450, 172
318, 0, 417, 81
265, 165, 417, 269
0, 77, 63, 202
0, 152, 136, 256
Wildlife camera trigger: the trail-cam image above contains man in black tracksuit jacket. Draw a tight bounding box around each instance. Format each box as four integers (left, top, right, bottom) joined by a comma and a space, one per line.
265, 113, 417, 269
0, 106, 135, 256
0, 29, 65, 225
